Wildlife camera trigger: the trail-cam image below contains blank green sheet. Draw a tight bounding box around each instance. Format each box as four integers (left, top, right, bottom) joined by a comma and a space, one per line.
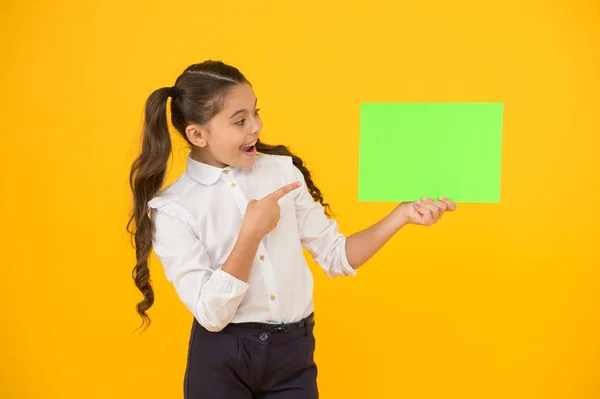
358, 102, 504, 203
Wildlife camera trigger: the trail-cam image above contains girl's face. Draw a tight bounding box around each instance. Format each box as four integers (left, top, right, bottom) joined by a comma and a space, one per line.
188, 83, 262, 169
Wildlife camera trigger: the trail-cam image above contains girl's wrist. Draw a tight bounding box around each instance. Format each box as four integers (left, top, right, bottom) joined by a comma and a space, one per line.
390, 204, 410, 229
238, 224, 264, 245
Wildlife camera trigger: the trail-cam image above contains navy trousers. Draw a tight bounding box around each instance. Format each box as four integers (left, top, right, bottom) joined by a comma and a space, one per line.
184, 315, 318, 399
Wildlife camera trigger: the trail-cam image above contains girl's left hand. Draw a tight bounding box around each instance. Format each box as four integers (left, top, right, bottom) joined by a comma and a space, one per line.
395, 197, 457, 226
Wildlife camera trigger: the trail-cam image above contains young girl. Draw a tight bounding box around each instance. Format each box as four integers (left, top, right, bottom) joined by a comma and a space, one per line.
128, 60, 456, 399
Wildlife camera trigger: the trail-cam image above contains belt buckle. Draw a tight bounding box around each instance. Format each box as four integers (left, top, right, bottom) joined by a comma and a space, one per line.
269, 323, 289, 333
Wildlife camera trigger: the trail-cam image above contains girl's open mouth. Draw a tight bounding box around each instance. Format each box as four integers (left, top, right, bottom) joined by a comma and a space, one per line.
240, 141, 257, 156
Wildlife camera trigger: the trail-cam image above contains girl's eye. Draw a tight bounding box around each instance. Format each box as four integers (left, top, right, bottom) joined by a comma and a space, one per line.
235, 109, 260, 126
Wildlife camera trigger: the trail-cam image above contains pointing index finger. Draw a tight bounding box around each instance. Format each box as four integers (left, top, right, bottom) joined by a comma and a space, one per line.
266, 181, 302, 201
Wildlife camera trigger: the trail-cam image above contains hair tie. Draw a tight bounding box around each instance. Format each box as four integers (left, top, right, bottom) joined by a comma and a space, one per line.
169, 86, 180, 99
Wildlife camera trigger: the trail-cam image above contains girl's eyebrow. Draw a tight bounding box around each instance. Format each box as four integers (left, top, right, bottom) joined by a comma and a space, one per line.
229, 98, 258, 119
230, 109, 247, 118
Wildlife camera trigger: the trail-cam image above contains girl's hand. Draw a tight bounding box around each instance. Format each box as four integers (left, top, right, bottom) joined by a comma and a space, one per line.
240, 181, 302, 239
395, 197, 457, 226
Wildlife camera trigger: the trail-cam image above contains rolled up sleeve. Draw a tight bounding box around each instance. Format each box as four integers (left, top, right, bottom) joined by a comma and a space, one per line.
286, 160, 356, 278
149, 199, 249, 331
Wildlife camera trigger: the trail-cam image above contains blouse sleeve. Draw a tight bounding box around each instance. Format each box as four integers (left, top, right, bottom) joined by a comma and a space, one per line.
148, 198, 250, 331
284, 159, 357, 278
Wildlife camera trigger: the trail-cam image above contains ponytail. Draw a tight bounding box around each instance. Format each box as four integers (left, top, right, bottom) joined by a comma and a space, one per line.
256, 141, 333, 217
127, 87, 173, 329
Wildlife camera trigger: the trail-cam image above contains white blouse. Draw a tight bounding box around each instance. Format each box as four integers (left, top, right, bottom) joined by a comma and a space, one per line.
148, 153, 356, 331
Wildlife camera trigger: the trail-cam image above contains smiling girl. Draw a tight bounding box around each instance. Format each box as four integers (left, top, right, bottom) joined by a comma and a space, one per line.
127, 60, 456, 399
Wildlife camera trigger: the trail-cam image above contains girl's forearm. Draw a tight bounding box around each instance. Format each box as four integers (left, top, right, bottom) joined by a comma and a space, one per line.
221, 230, 262, 282
345, 207, 407, 269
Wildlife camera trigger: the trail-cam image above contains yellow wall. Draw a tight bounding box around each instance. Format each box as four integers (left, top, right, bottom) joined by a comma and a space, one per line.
2, 0, 599, 398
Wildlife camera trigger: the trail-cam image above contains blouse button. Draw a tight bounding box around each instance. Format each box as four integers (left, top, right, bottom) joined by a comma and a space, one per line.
270, 295, 276, 301
259, 255, 265, 261
230, 183, 236, 188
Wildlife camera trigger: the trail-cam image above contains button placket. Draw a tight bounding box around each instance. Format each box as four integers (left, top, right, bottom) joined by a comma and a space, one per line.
222, 171, 243, 206
221, 171, 279, 310
222, 170, 249, 215
255, 249, 278, 307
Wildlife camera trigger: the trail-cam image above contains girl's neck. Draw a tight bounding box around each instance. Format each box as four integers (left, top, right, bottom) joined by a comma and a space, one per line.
190, 147, 228, 169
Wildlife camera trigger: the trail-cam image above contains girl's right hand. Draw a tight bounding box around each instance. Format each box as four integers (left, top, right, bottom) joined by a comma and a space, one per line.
241, 181, 302, 239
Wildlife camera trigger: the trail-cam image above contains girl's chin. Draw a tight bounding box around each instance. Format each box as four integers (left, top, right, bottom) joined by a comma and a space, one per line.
230, 152, 256, 169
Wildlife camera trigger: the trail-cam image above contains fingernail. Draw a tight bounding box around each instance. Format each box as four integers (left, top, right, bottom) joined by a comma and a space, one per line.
416, 200, 422, 205
440, 196, 446, 200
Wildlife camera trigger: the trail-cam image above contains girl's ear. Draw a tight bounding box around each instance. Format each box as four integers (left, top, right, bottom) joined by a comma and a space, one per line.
185, 124, 208, 147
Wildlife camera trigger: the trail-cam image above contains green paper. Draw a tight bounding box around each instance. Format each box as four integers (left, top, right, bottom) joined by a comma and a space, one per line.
358, 102, 503, 203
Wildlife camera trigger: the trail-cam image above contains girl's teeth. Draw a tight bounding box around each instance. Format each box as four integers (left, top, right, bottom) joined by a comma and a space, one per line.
241, 141, 256, 150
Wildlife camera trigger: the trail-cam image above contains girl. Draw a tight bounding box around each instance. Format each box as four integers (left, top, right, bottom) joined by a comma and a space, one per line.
128, 60, 456, 399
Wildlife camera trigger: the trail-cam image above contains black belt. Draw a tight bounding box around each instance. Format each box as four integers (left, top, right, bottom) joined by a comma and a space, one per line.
233, 313, 314, 333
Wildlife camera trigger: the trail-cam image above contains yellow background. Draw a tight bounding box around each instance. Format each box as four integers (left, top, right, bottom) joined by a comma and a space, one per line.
2, 0, 599, 398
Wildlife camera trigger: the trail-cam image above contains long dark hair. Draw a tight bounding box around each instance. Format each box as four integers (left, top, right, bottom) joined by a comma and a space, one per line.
127, 60, 331, 329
